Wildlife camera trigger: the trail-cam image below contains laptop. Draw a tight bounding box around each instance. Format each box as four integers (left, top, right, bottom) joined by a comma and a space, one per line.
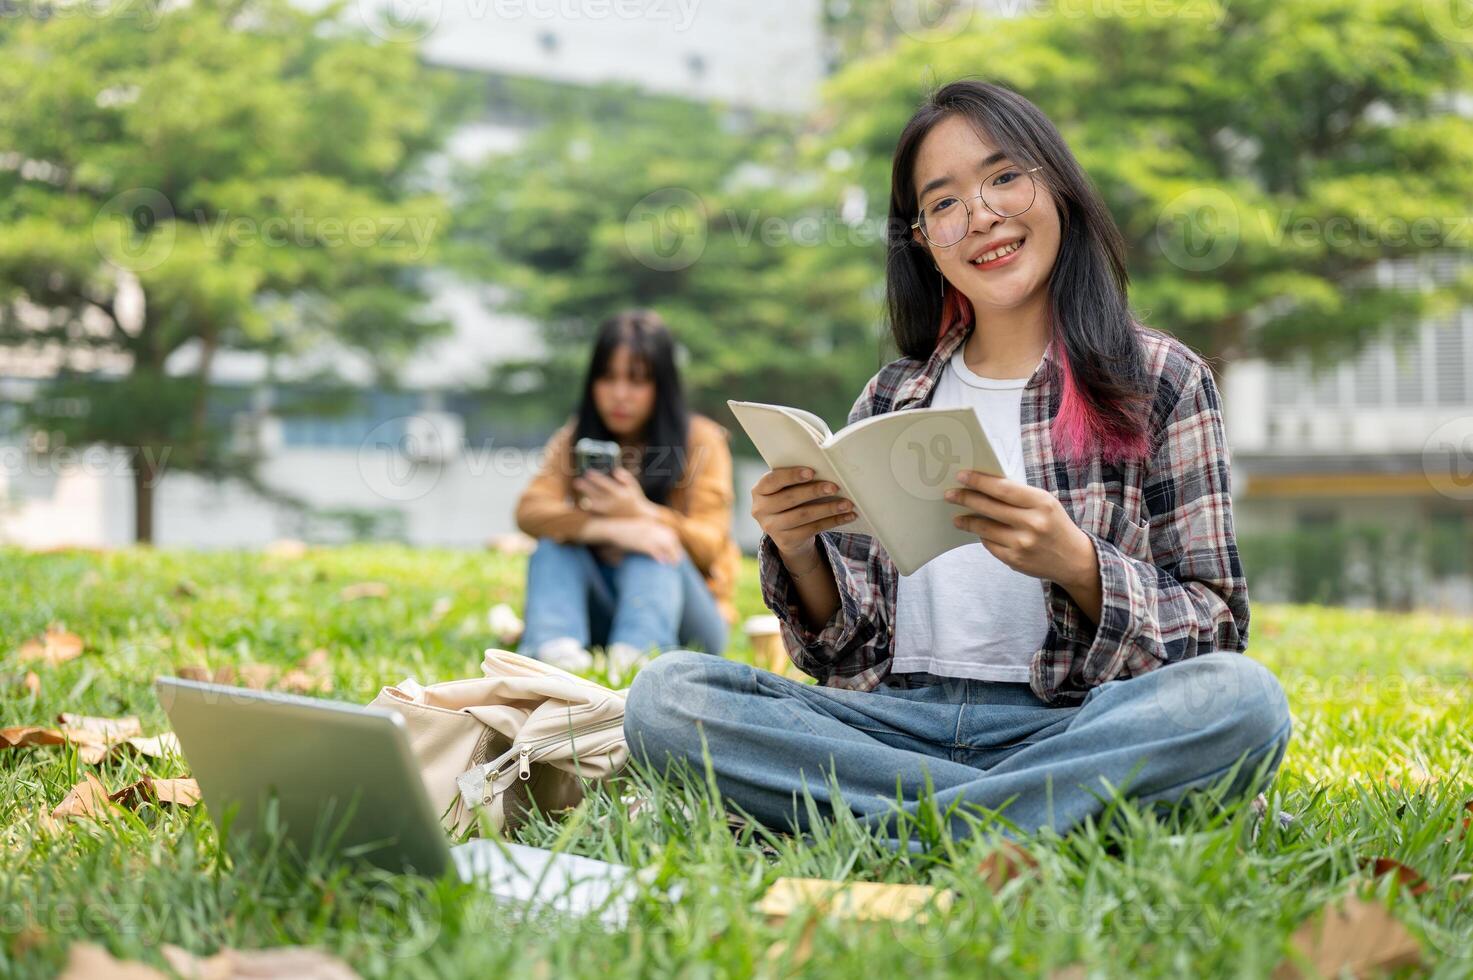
154, 676, 646, 927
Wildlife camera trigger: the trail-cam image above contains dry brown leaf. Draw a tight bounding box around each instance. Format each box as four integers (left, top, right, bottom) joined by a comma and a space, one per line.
264, 538, 308, 559
61, 941, 360, 980
60, 943, 166, 979
1272, 897, 1422, 979
977, 840, 1039, 890
0, 726, 68, 750
1360, 857, 1430, 896
339, 581, 389, 602
238, 664, 277, 689
486, 531, 537, 555
162, 943, 360, 979
51, 773, 111, 821
279, 649, 333, 693
755, 877, 953, 924
17, 627, 85, 667
7, 671, 42, 697
108, 777, 201, 809
177, 664, 239, 685
59, 713, 143, 740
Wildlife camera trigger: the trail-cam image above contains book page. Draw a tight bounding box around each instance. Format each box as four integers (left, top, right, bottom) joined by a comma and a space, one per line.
825, 406, 1004, 575
725, 400, 876, 538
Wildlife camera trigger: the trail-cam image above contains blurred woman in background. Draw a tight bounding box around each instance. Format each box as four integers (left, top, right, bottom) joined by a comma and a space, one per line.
514, 309, 740, 681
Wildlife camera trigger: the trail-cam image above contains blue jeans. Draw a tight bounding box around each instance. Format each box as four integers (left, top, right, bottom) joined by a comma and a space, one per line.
517, 538, 729, 657
624, 651, 1292, 846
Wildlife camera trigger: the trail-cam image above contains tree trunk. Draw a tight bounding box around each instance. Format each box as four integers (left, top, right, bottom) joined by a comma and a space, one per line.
133, 450, 157, 544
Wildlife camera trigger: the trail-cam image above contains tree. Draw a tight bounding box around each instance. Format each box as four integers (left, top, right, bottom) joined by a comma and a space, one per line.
449, 81, 886, 444
0, 0, 461, 541
818, 0, 1473, 367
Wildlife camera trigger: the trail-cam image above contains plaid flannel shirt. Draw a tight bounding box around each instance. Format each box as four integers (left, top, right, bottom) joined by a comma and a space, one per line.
757, 318, 1249, 705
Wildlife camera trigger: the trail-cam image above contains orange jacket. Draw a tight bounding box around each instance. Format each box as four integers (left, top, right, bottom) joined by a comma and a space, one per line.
514, 413, 742, 628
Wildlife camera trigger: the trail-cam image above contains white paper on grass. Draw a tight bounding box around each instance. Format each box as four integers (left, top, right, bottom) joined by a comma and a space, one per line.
451, 839, 674, 930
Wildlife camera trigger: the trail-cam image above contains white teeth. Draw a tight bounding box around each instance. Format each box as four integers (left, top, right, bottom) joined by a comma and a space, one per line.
973, 239, 1023, 264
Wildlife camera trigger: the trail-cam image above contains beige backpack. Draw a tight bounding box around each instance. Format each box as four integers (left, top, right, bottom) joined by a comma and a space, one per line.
369, 648, 628, 836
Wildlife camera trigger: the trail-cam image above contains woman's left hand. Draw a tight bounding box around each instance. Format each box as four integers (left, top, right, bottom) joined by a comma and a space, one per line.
573, 467, 655, 520
945, 469, 1097, 589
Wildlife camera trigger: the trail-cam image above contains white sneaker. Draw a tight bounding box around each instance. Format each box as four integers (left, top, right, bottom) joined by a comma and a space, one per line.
536, 637, 594, 674
606, 642, 654, 685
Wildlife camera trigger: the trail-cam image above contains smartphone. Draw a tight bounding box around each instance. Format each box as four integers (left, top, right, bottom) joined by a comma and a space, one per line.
573, 437, 621, 477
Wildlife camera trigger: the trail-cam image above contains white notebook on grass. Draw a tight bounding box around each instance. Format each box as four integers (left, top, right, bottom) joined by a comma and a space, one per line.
727, 398, 1006, 576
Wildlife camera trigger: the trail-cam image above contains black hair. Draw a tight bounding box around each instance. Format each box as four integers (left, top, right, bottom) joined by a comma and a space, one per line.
572, 308, 690, 505
885, 79, 1153, 464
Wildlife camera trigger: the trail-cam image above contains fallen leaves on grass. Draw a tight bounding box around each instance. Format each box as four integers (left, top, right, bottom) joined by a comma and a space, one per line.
486, 532, 536, 555
47, 773, 201, 825
0, 716, 179, 764
0, 726, 68, 750
61, 941, 360, 979
59, 714, 179, 765
757, 878, 954, 968
175, 650, 332, 694
1360, 857, 1430, 896
16, 627, 85, 666
755, 877, 954, 924
976, 840, 1039, 889
1272, 897, 1422, 979
4, 671, 42, 697
339, 581, 389, 602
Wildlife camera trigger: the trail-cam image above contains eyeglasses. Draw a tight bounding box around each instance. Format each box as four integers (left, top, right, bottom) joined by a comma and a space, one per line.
911, 165, 1043, 248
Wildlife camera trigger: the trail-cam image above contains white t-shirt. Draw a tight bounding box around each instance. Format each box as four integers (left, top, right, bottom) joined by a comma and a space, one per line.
890, 347, 1050, 682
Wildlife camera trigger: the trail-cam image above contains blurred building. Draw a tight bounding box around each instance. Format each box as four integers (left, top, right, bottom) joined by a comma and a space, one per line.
1223, 252, 1473, 610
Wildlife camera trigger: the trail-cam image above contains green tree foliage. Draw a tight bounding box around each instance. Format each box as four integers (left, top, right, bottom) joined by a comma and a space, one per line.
0, 0, 463, 540
821, 0, 1473, 365
450, 82, 887, 443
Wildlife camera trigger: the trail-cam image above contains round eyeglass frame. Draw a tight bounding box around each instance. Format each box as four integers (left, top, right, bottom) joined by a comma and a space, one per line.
910, 165, 1044, 248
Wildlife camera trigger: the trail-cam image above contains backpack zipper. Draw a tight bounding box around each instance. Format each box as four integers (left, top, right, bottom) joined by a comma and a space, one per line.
477, 716, 625, 805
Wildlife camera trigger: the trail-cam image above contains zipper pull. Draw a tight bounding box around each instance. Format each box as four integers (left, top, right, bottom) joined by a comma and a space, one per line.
481, 767, 500, 806
518, 747, 531, 780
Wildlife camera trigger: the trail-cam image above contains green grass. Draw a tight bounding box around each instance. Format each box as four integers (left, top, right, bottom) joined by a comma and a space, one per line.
2, 544, 1471, 977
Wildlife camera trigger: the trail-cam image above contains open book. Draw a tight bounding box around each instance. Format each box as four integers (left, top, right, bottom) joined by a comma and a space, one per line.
727, 399, 1005, 576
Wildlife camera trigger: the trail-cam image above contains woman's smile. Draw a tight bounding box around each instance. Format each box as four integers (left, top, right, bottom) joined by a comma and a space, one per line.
966, 234, 1027, 272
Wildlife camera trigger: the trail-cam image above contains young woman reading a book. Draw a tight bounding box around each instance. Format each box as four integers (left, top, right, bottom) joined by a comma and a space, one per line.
623, 81, 1292, 844
514, 309, 741, 678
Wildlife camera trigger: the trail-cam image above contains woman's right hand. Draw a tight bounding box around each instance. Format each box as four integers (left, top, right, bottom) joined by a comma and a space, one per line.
750, 466, 857, 560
